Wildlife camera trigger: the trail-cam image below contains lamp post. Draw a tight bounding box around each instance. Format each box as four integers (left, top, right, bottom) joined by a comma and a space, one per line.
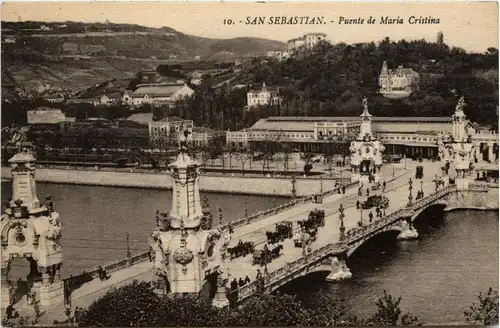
244, 201, 248, 218
273, 189, 276, 207
302, 230, 307, 256
64, 295, 72, 324
392, 160, 395, 178
408, 178, 413, 206
420, 180, 423, 194
126, 232, 131, 259
360, 208, 363, 227
339, 205, 345, 239
320, 176, 323, 194
291, 174, 297, 199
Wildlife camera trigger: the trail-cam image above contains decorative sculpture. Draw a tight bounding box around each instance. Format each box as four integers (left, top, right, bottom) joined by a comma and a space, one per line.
172, 220, 194, 275
1, 126, 28, 153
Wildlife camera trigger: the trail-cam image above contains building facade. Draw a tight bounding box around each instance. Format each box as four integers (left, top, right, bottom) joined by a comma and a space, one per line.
246, 82, 280, 109
379, 61, 419, 97
287, 33, 328, 52
148, 117, 218, 148
266, 51, 290, 61
226, 110, 497, 163
123, 83, 195, 107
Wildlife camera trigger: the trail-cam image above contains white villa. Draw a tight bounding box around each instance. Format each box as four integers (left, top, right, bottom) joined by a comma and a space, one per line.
246, 82, 281, 109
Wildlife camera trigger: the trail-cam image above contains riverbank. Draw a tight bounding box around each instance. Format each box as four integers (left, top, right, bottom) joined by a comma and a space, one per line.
1, 166, 345, 197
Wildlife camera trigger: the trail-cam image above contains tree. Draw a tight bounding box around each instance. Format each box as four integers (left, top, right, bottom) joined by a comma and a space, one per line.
464, 288, 499, 325
152, 106, 165, 121
226, 293, 316, 326
366, 290, 419, 326
77, 281, 227, 327
236, 148, 254, 174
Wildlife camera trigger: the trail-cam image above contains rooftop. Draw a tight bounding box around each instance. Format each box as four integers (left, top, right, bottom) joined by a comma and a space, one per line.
133, 83, 187, 98
262, 116, 452, 123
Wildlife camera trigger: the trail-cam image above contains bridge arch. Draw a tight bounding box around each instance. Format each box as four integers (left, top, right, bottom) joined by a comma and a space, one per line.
346, 228, 402, 258
410, 201, 448, 224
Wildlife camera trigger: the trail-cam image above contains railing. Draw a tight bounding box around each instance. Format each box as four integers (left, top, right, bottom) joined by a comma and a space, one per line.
469, 183, 492, 191
62, 251, 150, 286
236, 242, 347, 302
222, 181, 358, 231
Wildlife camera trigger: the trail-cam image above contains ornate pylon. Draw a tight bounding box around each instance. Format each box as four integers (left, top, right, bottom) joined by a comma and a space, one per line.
1, 141, 63, 309
149, 129, 232, 306
437, 96, 475, 190
349, 98, 385, 183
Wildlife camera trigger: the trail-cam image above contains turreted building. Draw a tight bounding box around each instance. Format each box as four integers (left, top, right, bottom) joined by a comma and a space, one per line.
379, 61, 419, 98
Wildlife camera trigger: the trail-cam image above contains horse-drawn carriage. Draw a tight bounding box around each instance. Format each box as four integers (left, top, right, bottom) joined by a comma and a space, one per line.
293, 228, 317, 247
252, 244, 283, 266
361, 195, 389, 210
227, 240, 255, 260
416, 165, 424, 179
266, 221, 293, 244
298, 209, 325, 230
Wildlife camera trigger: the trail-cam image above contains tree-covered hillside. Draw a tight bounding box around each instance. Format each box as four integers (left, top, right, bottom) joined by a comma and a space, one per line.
172, 37, 498, 131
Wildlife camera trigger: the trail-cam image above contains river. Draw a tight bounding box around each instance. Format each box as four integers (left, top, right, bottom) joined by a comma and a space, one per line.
1, 182, 498, 324
1, 182, 289, 278
281, 208, 499, 324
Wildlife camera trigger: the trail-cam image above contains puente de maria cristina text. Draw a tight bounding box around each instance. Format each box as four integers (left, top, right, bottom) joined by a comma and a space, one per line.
0, 97, 497, 320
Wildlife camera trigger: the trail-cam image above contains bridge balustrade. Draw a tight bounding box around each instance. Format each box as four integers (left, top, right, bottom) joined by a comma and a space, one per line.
223, 181, 358, 230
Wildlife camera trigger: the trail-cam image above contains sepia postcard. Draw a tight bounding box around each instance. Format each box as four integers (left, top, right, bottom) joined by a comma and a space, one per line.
0, 1, 498, 327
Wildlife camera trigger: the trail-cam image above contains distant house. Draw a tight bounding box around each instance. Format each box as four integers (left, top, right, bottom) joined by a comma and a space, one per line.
128, 112, 154, 125
67, 98, 100, 106
379, 61, 420, 98
266, 51, 290, 61
287, 33, 327, 52
42, 93, 65, 103
27, 108, 75, 125
246, 82, 280, 109
125, 83, 195, 107
139, 70, 161, 84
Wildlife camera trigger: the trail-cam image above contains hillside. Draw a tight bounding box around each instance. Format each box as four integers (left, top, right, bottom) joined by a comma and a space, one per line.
1, 21, 285, 90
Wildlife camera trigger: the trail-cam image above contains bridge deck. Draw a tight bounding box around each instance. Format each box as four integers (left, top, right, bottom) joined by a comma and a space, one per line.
33, 160, 446, 323
223, 163, 439, 284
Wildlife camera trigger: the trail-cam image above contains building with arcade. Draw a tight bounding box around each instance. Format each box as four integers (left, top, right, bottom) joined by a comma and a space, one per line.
226, 103, 498, 165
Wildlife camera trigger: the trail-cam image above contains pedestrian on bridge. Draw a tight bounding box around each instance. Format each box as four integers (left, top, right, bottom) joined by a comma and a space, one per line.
366, 188, 370, 196
356, 200, 360, 209
383, 181, 386, 191
369, 211, 374, 223
238, 278, 245, 287
245, 275, 251, 284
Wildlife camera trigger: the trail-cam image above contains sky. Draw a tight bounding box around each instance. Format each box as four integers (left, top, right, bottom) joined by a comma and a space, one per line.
1, 2, 498, 53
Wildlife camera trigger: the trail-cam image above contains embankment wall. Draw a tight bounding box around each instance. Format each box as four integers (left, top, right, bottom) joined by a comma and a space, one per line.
0, 167, 340, 197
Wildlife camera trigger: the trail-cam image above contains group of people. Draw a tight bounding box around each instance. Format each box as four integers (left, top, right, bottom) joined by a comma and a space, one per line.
230, 275, 251, 291
97, 266, 110, 281
416, 189, 425, 200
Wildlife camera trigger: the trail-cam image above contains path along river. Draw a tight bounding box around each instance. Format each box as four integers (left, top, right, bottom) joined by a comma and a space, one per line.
1, 183, 498, 324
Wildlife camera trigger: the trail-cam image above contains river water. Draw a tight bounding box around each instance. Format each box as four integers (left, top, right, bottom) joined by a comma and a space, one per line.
1, 182, 498, 324
1, 182, 288, 278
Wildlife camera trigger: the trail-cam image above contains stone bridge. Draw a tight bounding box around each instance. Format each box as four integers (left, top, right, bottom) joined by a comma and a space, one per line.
232, 183, 489, 304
